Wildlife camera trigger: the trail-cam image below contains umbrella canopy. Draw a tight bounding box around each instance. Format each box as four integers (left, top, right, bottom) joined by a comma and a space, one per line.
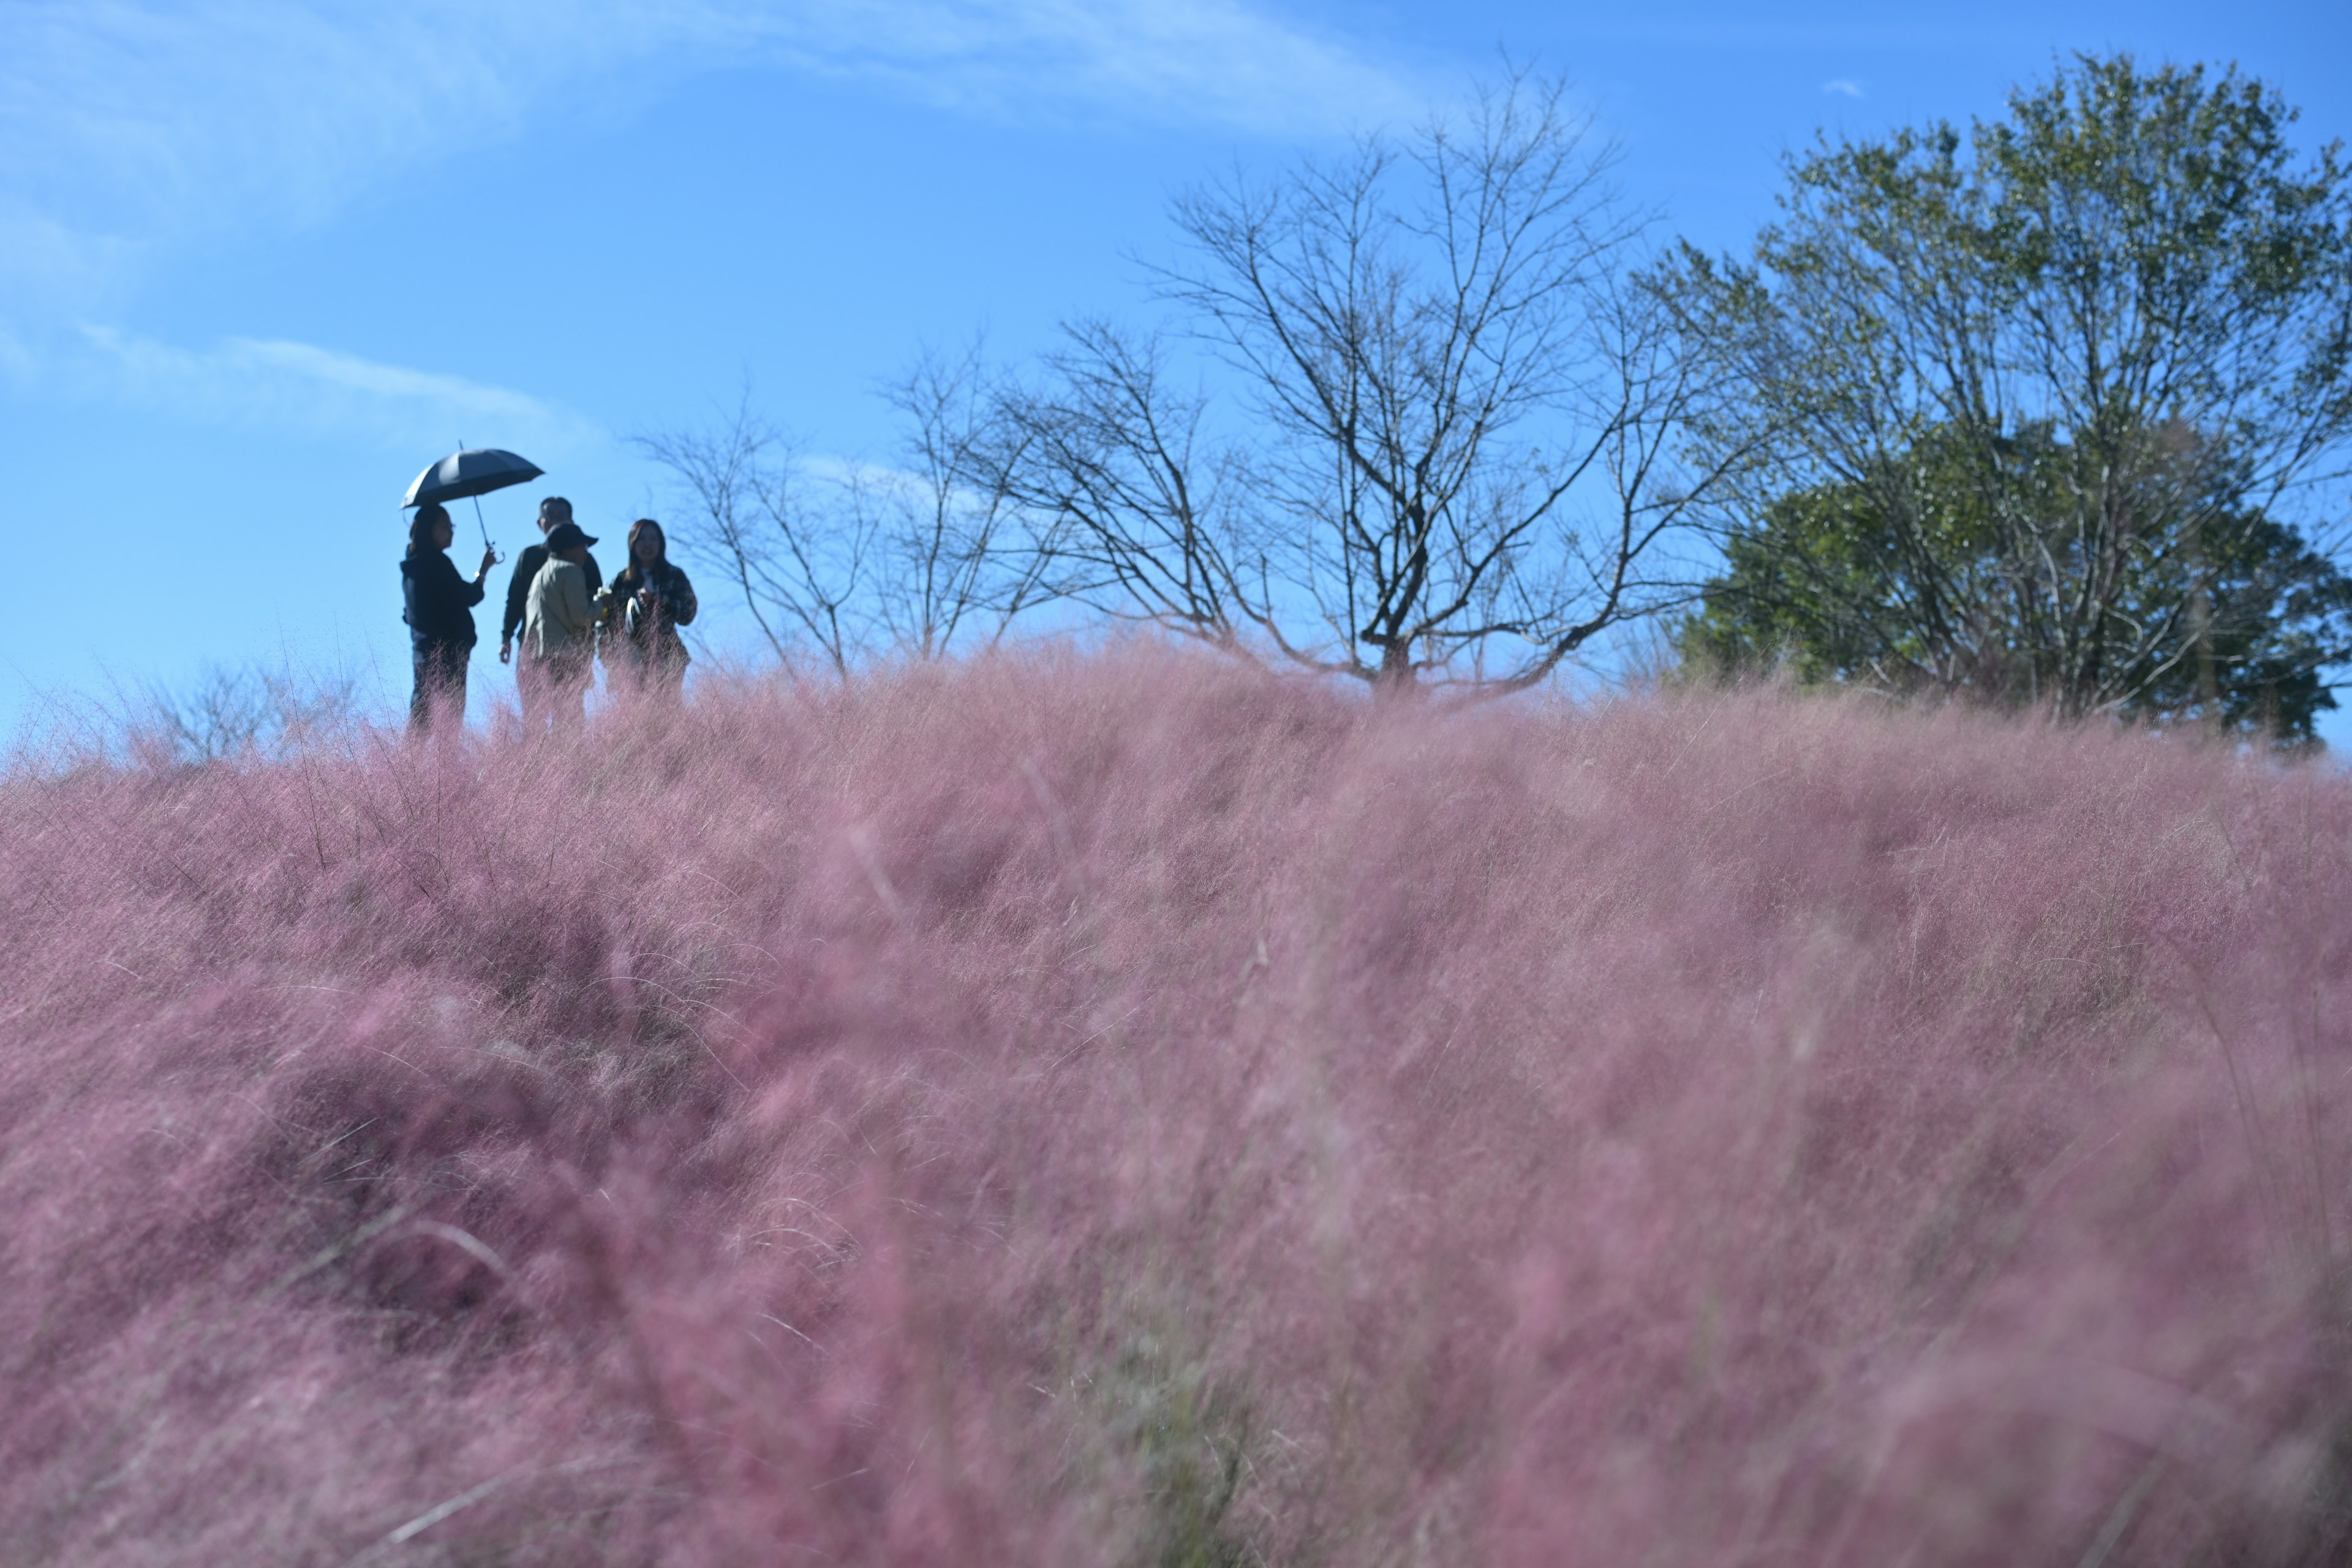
402, 448, 545, 508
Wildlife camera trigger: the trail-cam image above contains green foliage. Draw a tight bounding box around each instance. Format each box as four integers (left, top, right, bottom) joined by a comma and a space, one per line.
1678, 424, 2352, 741
1106, 1341, 1259, 1568
1053, 1305, 1269, 1568
1662, 54, 2352, 734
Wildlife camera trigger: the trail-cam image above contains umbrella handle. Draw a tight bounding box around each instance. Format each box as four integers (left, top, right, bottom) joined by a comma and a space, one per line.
470, 493, 499, 562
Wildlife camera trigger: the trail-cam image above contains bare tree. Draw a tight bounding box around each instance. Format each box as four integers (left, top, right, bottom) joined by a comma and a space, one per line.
981, 321, 1253, 649
638, 361, 1063, 675
634, 396, 879, 677
104, 663, 364, 768
862, 342, 1061, 657
982, 70, 1731, 692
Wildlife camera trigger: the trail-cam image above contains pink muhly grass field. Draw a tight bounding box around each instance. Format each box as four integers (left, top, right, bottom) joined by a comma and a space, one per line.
4, 649, 2351, 1566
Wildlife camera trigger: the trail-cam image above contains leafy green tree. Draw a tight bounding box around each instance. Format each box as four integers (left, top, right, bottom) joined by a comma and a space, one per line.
1680, 424, 2352, 740
1664, 54, 2352, 737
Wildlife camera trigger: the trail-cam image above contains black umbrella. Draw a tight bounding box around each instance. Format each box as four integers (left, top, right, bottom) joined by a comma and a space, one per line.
403, 447, 545, 556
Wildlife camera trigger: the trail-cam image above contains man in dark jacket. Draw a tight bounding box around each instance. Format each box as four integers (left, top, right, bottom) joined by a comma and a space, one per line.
401, 502, 497, 735
500, 496, 601, 724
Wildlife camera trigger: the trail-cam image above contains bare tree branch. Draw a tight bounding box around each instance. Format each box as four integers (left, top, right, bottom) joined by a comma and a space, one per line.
981, 69, 1725, 693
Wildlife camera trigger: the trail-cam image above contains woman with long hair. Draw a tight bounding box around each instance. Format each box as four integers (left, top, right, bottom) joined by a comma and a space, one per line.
605, 518, 698, 696
399, 503, 496, 735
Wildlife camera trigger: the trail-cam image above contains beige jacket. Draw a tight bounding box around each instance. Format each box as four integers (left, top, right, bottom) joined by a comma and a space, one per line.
523, 556, 597, 668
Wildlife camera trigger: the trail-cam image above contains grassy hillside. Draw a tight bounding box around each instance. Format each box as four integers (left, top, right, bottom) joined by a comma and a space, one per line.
4, 652, 2350, 1566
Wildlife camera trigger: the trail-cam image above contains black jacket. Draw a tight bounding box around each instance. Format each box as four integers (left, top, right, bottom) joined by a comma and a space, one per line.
503, 541, 602, 644
401, 549, 486, 654
608, 559, 699, 663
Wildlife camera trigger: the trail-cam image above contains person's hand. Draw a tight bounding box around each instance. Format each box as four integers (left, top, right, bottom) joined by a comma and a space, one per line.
478, 545, 499, 577
499, 639, 513, 665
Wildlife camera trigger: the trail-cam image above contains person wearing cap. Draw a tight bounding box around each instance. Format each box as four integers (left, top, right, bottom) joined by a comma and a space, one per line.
501, 496, 601, 725
522, 520, 600, 728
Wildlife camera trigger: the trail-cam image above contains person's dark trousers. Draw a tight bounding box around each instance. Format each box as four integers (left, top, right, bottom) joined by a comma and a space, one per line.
409, 643, 469, 736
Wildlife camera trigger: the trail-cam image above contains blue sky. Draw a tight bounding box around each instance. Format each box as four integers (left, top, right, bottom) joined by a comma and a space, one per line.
5, 1, 2348, 741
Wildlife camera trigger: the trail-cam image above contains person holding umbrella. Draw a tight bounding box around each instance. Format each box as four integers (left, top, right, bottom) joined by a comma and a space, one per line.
401, 445, 548, 722
501, 497, 603, 725
400, 502, 497, 735
522, 519, 600, 729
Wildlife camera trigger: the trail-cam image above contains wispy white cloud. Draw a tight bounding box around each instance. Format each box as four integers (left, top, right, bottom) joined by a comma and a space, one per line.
752, 0, 1418, 133
64, 324, 599, 453
0, 0, 1412, 311
0, 1, 1413, 443
1823, 78, 1866, 99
